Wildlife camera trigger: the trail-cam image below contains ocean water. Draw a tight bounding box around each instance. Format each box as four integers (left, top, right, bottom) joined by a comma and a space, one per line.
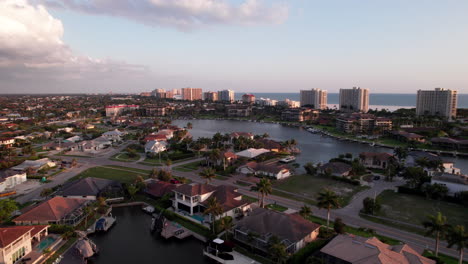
235, 93, 468, 109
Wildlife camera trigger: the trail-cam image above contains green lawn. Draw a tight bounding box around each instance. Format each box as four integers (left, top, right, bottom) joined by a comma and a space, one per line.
71, 166, 148, 184
173, 161, 200, 172
109, 152, 140, 162
266, 203, 288, 212
273, 174, 367, 206
375, 190, 468, 227
105, 165, 151, 174
423, 250, 468, 264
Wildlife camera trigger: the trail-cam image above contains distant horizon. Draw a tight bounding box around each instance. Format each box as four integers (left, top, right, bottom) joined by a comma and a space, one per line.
1, 1, 468, 94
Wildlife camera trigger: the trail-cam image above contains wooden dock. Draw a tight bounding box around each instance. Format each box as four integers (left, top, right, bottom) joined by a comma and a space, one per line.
160, 222, 192, 240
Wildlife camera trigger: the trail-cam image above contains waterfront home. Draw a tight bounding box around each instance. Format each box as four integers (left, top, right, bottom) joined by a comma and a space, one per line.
14, 197, 89, 226
172, 184, 251, 222
318, 162, 352, 177
0, 171, 27, 192
281, 108, 319, 122
144, 134, 168, 142
237, 161, 292, 180
226, 105, 252, 117
234, 208, 321, 254
144, 140, 167, 154
319, 234, 435, 264
0, 225, 50, 264
11, 158, 56, 173
235, 148, 270, 159
56, 177, 122, 200
230, 132, 254, 142
430, 172, 468, 196
431, 137, 468, 151
255, 138, 283, 152
145, 180, 177, 198
359, 152, 396, 170
389, 131, 425, 143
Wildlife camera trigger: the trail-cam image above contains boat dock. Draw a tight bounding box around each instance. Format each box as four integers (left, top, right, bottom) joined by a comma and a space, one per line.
160, 221, 192, 240
203, 250, 259, 264
87, 216, 116, 234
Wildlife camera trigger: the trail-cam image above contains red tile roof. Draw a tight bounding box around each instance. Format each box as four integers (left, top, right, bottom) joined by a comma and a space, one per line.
0, 225, 48, 248
146, 181, 177, 197
14, 197, 87, 223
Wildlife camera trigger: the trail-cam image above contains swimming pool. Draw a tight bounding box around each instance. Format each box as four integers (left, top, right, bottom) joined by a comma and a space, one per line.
37, 237, 56, 251
190, 215, 204, 222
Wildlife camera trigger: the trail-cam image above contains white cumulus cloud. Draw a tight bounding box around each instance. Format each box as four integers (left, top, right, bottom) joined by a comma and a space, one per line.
39, 0, 289, 30
0, 0, 151, 93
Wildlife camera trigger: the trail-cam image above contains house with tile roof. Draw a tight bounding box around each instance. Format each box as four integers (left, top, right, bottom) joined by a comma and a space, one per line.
319, 234, 435, 264
237, 161, 292, 179
13, 197, 89, 226
359, 152, 396, 169
234, 208, 321, 254
318, 162, 352, 177
172, 183, 251, 223
55, 177, 122, 200
0, 225, 49, 264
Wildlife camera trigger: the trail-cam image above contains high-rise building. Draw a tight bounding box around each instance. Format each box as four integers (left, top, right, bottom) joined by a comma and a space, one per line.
203, 91, 218, 101
218, 90, 235, 102
181, 88, 203, 101
416, 88, 458, 119
300, 88, 327, 109
339, 87, 369, 113
242, 94, 256, 104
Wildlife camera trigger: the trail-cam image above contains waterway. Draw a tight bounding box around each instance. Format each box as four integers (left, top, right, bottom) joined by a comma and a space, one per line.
173, 119, 468, 173
88, 206, 207, 264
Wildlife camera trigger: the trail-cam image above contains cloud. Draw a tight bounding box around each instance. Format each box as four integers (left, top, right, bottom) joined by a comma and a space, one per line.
39, 0, 289, 30
0, 0, 151, 93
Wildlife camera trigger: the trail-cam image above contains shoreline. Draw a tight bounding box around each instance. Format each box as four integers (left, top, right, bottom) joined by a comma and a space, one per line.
176, 117, 468, 158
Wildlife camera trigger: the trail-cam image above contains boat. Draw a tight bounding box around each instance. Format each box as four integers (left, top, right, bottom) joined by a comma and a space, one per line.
142, 205, 155, 214
279, 156, 296, 163
93, 216, 116, 233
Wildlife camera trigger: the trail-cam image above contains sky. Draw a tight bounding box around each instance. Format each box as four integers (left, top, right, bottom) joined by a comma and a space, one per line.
1, 0, 467, 94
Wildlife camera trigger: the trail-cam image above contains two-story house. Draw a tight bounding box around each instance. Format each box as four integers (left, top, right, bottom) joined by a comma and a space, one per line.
173, 184, 251, 223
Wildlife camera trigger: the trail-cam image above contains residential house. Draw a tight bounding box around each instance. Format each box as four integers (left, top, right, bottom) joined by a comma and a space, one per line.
431, 173, 468, 196
11, 158, 56, 173
235, 148, 270, 159
431, 137, 468, 151
42, 141, 75, 151
144, 134, 168, 142
234, 208, 321, 254
71, 136, 111, 152
101, 129, 125, 142
144, 140, 167, 154
0, 225, 50, 264
56, 177, 122, 200
390, 131, 425, 143
145, 180, 177, 199
318, 162, 352, 177
319, 234, 435, 264
230, 132, 254, 141
0, 138, 15, 147
237, 161, 292, 179
14, 197, 89, 226
57, 127, 74, 133
256, 138, 283, 152
359, 152, 395, 169
0, 171, 27, 192
172, 184, 251, 222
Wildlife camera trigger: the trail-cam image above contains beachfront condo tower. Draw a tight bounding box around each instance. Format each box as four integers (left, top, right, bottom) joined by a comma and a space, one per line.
339, 87, 369, 113
300, 88, 328, 109
416, 88, 458, 120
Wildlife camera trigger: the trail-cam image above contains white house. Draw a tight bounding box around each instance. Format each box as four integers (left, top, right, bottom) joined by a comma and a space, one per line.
57, 127, 74, 133
0, 171, 27, 192
144, 140, 167, 154
0, 138, 15, 147
235, 148, 270, 159
71, 136, 111, 152
65, 135, 82, 143
0, 225, 50, 264
172, 184, 251, 222
11, 158, 56, 172
237, 161, 292, 179
101, 129, 124, 142
431, 173, 468, 195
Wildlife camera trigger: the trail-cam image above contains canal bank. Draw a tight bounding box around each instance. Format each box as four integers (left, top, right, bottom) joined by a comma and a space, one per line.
172, 119, 468, 172
87, 206, 208, 264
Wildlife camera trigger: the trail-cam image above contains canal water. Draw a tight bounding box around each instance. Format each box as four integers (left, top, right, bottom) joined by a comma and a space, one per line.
173, 119, 468, 173
88, 206, 207, 264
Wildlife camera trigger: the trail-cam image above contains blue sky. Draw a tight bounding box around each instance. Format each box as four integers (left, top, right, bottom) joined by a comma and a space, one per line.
1, 0, 467, 94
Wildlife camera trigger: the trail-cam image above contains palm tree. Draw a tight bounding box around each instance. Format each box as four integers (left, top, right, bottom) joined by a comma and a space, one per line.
446, 225, 468, 264
316, 188, 340, 228
203, 197, 223, 234
256, 177, 272, 208
199, 168, 216, 184
186, 122, 193, 129
422, 212, 449, 257
269, 239, 288, 264
299, 205, 312, 218
218, 216, 234, 240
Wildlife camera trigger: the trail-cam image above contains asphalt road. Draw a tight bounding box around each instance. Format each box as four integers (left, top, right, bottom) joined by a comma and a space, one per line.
16, 144, 467, 261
